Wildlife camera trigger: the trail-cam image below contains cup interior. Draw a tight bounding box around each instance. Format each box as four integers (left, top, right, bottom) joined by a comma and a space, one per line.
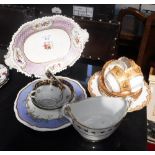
31, 79, 74, 110
69, 96, 128, 129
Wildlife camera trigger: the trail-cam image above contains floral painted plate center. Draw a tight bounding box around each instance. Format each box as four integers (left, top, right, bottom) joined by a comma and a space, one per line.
24, 29, 70, 63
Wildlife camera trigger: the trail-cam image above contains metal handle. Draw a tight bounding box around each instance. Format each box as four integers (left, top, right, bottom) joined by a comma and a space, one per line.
62, 104, 78, 123
30, 90, 36, 99
45, 69, 65, 90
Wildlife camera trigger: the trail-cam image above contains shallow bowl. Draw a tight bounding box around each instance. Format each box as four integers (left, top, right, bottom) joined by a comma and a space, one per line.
63, 96, 128, 142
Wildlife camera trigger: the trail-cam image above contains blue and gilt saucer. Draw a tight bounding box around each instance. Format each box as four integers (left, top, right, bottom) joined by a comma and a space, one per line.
14, 76, 87, 131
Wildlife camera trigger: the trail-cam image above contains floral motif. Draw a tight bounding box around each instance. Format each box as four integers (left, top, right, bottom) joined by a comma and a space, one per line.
42, 35, 53, 50
13, 48, 26, 69
71, 28, 81, 48
4, 15, 89, 78
33, 20, 52, 30
48, 63, 61, 71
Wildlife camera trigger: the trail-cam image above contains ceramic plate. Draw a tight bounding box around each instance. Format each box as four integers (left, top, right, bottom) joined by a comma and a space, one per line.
0, 64, 9, 88
5, 15, 89, 78
88, 71, 151, 112
14, 76, 87, 131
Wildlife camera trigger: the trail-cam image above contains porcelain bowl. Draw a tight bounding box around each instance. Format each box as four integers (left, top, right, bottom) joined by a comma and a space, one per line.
30, 78, 74, 110
63, 96, 129, 142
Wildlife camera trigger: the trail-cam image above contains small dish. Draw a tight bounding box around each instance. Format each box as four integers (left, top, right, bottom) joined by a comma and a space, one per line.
62, 96, 129, 142
88, 71, 151, 112
30, 79, 74, 110
14, 76, 87, 131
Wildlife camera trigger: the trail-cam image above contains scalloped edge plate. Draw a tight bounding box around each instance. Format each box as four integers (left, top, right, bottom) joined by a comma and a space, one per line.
5, 15, 89, 78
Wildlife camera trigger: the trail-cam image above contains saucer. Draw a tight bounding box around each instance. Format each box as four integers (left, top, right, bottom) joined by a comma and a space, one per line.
88, 71, 151, 112
14, 76, 87, 131
0, 64, 9, 88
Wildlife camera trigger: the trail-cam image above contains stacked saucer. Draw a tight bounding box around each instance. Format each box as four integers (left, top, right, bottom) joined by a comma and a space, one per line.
88, 57, 151, 112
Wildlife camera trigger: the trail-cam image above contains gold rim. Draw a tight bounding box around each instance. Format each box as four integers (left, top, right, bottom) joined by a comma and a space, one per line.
128, 81, 151, 112
87, 71, 151, 112
88, 71, 101, 97
98, 73, 142, 99
101, 58, 143, 96
101, 60, 114, 77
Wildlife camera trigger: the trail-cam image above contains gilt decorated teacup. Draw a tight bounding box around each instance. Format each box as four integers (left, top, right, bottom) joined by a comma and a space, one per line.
30, 79, 74, 110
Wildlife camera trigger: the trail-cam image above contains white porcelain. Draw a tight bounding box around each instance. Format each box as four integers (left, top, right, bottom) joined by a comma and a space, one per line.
87, 71, 151, 112
118, 57, 131, 68
63, 96, 128, 142
5, 15, 89, 78
105, 73, 144, 93
26, 93, 63, 120
24, 29, 70, 63
14, 76, 87, 131
26, 78, 85, 120
103, 60, 126, 78
0, 64, 9, 87
105, 73, 120, 92
103, 57, 144, 94
88, 72, 102, 97
130, 76, 144, 93
103, 61, 126, 93
30, 79, 74, 110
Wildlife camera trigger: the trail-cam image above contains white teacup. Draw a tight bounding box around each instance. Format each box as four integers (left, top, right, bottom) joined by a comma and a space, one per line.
30, 79, 74, 110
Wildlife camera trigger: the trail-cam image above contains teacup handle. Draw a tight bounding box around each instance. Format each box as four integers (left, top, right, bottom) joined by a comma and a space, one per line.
62, 104, 76, 123
30, 90, 36, 99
